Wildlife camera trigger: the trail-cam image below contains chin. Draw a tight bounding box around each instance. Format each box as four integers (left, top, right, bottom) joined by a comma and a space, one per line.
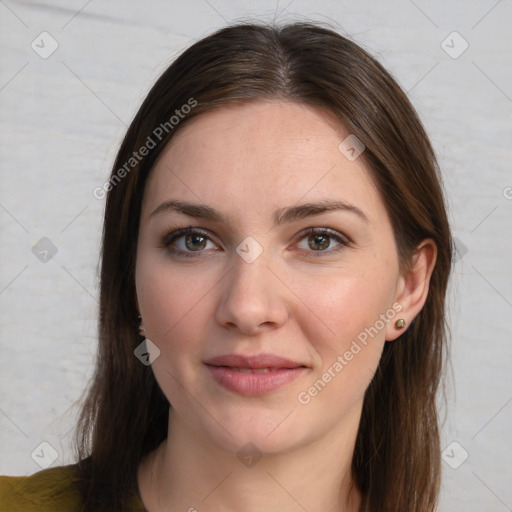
196, 402, 315, 457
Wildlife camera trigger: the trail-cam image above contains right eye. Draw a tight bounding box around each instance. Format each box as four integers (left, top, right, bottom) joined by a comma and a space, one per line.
162, 227, 219, 258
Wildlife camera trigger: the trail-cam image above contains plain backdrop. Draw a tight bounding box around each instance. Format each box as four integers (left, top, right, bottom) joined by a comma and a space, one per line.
1, 1, 511, 510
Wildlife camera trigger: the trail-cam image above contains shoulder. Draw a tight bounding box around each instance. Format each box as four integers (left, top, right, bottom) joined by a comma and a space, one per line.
0, 463, 83, 512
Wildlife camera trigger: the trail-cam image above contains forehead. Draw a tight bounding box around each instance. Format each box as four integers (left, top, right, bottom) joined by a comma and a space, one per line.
142, 101, 386, 224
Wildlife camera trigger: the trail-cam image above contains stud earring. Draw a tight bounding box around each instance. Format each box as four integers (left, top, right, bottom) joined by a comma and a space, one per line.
395, 318, 406, 329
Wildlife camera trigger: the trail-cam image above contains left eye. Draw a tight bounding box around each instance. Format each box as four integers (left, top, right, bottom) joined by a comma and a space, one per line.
295, 228, 348, 255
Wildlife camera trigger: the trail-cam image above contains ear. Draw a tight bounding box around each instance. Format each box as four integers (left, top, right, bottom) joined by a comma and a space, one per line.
135, 295, 142, 318
386, 238, 437, 341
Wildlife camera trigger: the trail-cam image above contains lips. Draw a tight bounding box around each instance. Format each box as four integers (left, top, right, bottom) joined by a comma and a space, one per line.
204, 353, 308, 395
204, 353, 306, 370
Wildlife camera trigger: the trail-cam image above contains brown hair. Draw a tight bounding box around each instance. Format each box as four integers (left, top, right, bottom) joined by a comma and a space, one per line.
75, 21, 452, 511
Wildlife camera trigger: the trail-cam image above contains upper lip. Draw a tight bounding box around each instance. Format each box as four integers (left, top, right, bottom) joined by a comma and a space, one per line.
204, 353, 307, 369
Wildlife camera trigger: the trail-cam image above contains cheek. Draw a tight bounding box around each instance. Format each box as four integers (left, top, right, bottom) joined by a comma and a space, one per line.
135, 260, 216, 407
293, 262, 396, 376
292, 274, 392, 417
135, 258, 218, 357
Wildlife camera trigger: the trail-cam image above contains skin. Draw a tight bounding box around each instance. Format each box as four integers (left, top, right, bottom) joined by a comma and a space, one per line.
135, 101, 436, 512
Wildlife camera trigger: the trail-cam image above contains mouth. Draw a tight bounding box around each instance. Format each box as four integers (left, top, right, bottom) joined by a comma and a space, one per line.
222, 367, 290, 373
204, 353, 308, 396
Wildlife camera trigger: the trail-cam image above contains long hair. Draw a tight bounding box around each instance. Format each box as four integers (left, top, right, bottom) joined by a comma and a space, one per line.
75, 21, 452, 511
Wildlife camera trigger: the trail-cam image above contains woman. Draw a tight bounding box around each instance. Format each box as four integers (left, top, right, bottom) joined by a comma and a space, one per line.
0, 21, 452, 512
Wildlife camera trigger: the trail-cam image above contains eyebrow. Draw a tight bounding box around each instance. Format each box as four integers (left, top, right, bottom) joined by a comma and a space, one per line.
149, 199, 369, 225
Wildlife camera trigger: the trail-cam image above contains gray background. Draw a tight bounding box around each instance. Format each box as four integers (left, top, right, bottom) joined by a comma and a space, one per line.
1, 1, 511, 510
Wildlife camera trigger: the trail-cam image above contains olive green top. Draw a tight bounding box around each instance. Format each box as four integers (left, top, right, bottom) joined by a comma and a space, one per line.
0, 464, 147, 511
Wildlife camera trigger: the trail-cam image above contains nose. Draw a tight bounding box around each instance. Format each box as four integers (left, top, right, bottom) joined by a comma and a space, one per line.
214, 251, 289, 336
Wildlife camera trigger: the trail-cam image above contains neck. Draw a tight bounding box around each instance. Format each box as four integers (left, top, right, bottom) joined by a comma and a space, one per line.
139, 408, 363, 512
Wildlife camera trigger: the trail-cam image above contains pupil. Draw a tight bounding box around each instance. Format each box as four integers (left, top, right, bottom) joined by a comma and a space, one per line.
311, 234, 329, 250
186, 234, 206, 250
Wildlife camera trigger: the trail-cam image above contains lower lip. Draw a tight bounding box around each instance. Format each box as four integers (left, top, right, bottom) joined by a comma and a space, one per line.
206, 365, 306, 396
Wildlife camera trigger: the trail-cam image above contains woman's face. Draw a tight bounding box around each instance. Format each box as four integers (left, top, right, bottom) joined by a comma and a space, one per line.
135, 101, 404, 454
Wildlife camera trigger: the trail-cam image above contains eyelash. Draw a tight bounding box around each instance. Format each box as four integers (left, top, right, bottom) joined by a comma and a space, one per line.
161, 225, 350, 259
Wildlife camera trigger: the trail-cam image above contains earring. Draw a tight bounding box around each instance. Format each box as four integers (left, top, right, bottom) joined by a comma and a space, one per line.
137, 315, 145, 336
395, 318, 406, 329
